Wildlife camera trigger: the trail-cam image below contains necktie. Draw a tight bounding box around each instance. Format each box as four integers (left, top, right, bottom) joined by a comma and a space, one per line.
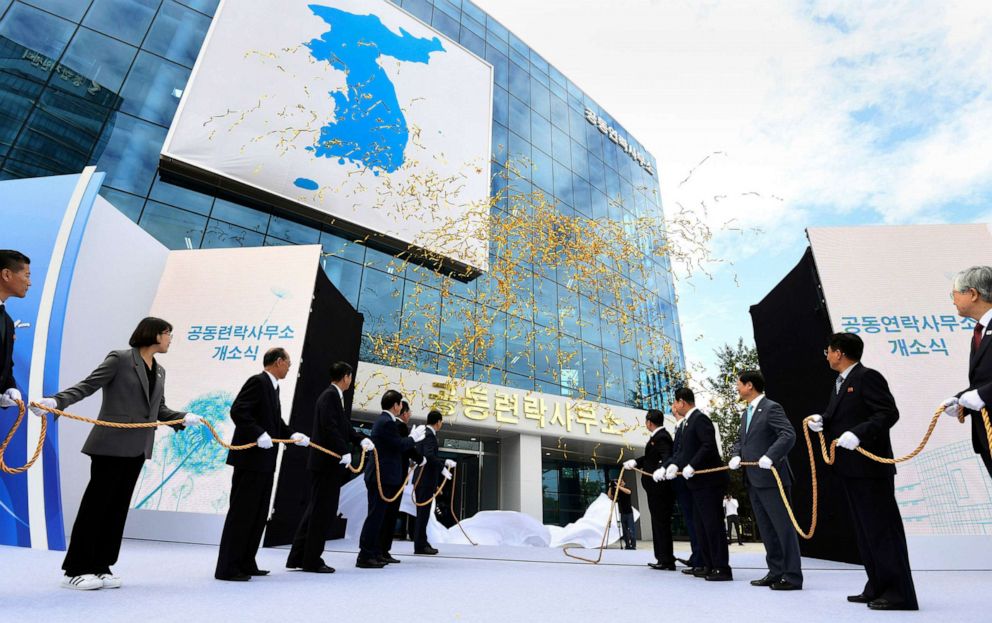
745, 404, 754, 432
973, 323, 985, 352
835, 375, 844, 395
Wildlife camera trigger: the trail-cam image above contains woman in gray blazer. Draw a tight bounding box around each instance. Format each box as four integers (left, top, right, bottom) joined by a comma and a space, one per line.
32, 317, 202, 590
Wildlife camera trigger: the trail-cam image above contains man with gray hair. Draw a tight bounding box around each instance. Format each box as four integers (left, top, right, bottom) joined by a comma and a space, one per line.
943, 265, 992, 481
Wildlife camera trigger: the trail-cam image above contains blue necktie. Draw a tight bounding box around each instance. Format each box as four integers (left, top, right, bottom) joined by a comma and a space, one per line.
745, 404, 754, 432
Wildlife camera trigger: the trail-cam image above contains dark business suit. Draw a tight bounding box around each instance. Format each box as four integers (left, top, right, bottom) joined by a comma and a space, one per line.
0, 303, 16, 395
51, 348, 186, 577
674, 409, 730, 573
635, 428, 676, 566
957, 322, 992, 479
669, 420, 701, 566
731, 396, 802, 586
413, 427, 445, 550
287, 384, 367, 570
215, 372, 293, 579
358, 412, 414, 561
375, 420, 422, 556
824, 363, 918, 609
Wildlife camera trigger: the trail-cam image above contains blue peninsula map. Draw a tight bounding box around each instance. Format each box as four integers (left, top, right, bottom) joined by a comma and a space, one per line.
293, 4, 445, 190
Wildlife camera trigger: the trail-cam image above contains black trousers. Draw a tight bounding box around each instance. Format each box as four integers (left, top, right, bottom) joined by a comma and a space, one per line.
674, 479, 701, 566
359, 481, 399, 559
378, 494, 403, 554
215, 468, 274, 578
413, 483, 435, 549
63, 454, 145, 577
691, 484, 729, 571
286, 468, 343, 569
643, 479, 675, 565
841, 476, 918, 609
749, 485, 802, 585
725, 514, 743, 545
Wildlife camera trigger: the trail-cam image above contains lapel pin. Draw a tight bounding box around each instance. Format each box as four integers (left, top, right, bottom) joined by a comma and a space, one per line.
847, 387, 854, 393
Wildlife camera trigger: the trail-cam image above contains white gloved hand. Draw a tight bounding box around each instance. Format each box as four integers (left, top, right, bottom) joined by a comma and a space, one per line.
940, 397, 960, 417
339, 452, 352, 466
410, 425, 426, 442
419, 456, 427, 467
1, 388, 22, 408
182, 413, 202, 427
623, 459, 638, 470
807, 414, 824, 433
441, 467, 452, 480
728, 456, 741, 470
291, 432, 309, 447
29, 397, 57, 417
257, 432, 274, 449
360, 437, 375, 451
682, 464, 695, 479
445, 459, 456, 469
758, 455, 774, 470
652, 467, 666, 482
837, 431, 860, 450
665, 464, 678, 480
960, 390, 985, 412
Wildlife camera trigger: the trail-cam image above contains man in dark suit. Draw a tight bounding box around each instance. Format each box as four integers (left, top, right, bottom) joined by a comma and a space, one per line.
215, 347, 309, 581
357, 390, 425, 568
944, 266, 992, 480
286, 361, 372, 573
808, 333, 918, 611
413, 410, 455, 555
608, 479, 636, 550
623, 409, 676, 570
729, 370, 802, 591
374, 400, 424, 563
0, 250, 30, 411
670, 408, 702, 572
661, 387, 731, 581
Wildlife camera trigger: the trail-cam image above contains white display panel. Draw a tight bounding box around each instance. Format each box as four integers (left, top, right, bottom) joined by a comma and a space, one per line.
162, 0, 493, 273
809, 224, 992, 536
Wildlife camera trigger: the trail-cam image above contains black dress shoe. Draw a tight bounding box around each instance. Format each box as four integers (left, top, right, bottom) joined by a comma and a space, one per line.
750, 574, 781, 587
691, 567, 711, 577
847, 594, 870, 604
705, 569, 733, 582
681, 567, 698, 575
301, 564, 335, 574
356, 558, 386, 569
675, 557, 691, 566
649, 562, 676, 570
414, 546, 439, 555
867, 598, 916, 611
769, 579, 802, 591
215, 573, 251, 582
247, 569, 270, 576
380, 554, 401, 564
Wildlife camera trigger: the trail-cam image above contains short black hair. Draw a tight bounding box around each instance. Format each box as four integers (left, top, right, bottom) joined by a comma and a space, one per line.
263, 347, 288, 367
128, 317, 173, 348
381, 389, 403, 411
0, 250, 30, 273
400, 400, 411, 415
645, 409, 665, 426
329, 361, 353, 382
674, 387, 695, 405
738, 370, 765, 393
829, 332, 864, 361
427, 410, 443, 426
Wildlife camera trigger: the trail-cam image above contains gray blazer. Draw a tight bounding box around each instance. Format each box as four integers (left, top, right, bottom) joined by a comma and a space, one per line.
730, 396, 795, 488
53, 348, 186, 459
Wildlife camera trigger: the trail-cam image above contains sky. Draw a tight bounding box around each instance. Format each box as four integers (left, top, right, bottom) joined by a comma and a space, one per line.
473, 0, 992, 382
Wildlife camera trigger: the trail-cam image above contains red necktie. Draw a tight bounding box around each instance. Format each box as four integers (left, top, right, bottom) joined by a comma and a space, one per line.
973, 323, 985, 352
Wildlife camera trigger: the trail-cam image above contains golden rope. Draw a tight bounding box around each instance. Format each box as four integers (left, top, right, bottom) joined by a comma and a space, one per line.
447, 465, 477, 546
0, 400, 46, 474
410, 462, 449, 507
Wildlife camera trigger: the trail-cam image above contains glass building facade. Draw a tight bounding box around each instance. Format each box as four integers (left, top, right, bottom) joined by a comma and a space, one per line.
0, 0, 684, 523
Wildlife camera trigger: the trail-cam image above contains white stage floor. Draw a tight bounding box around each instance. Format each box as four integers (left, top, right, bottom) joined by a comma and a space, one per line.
1, 538, 983, 621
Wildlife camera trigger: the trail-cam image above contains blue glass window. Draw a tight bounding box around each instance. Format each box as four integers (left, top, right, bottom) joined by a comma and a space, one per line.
530, 78, 549, 120
430, 9, 459, 40
321, 255, 362, 308
485, 44, 507, 89
508, 94, 529, 141
139, 201, 206, 249
210, 197, 270, 232
83, 0, 157, 46
403, 0, 432, 23
550, 94, 569, 132
0, 2, 75, 63
507, 129, 529, 168
462, 1, 485, 24
403, 283, 440, 346
320, 230, 365, 264
581, 343, 604, 400
119, 51, 190, 127
61, 28, 136, 94
530, 112, 551, 157
149, 177, 212, 214
200, 218, 264, 249
95, 114, 167, 195
552, 160, 572, 207
358, 268, 404, 338
267, 214, 319, 244
458, 26, 484, 57
144, 0, 210, 68
491, 121, 508, 163
507, 61, 529, 102
486, 17, 508, 42
460, 15, 484, 38
173, 0, 218, 14
492, 84, 508, 125
99, 187, 144, 222
20, 0, 86, 21
531, 147, 553, 195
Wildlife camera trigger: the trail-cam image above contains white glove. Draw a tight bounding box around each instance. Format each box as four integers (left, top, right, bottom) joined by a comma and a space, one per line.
682, 464, 695, 479
445, 459, 456, 469
339, 452, 352, 466
960, 390, 985, 412
182, 413, 202, 427
758, 455, 773, 470
665, 464, 678, 480
257, 432, 274, 449
652, 467, 666, 482
837, 431, 860, 450
419, 456, 427, 467
441, 467, 452, 480
1, 388, 22, 408
409, 425, 426, 442
29, 397, 57, 417
291, 432, 309, 447
807, 414, 824, 433
728, 456, 741, 470
360, 438, 375, 451
623, 459, 638, 470
940, 397, 960, 417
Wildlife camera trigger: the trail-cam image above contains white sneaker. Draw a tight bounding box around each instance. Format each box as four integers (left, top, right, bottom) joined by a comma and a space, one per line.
61, 574, 103, 590
97, 573, 122, 589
